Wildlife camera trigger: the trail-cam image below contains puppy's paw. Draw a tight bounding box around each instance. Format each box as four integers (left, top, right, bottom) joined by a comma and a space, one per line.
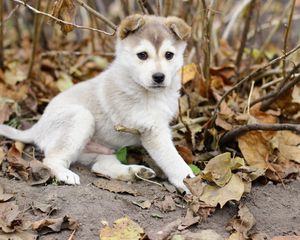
129, 165, 156, 179
169, 169, 195, 194
53, 168, 81, 185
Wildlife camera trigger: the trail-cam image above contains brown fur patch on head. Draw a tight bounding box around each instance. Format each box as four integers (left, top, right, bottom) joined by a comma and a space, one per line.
117, 14, 145, 40
165, 17, 191, 41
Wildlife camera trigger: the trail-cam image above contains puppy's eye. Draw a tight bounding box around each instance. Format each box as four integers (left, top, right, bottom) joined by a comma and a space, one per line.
137, 52, 148, 60
165, 52, 174, 60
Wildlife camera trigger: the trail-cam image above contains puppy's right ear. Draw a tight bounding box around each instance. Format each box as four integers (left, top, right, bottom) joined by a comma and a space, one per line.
117, 14, 145, 40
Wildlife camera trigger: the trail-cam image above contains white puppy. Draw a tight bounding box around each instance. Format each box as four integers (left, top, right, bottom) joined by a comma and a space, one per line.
0, 15, 194, 192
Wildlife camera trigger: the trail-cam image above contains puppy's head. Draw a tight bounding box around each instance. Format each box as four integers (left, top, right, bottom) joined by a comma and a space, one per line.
116, 14, 191, 91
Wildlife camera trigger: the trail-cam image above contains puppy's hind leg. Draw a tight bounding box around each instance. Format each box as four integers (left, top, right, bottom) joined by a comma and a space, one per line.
43, 108, 95, 185
91, 154, 156, 181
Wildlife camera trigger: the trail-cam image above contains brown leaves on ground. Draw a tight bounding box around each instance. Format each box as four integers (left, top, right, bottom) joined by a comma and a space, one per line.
93, 178, 139, 196
100, 217, 145, 240
2, 143, 51, 185
32, 216, 79, 235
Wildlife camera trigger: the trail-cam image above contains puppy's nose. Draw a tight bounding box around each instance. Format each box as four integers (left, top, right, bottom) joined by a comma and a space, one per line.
152, 72, 165, 84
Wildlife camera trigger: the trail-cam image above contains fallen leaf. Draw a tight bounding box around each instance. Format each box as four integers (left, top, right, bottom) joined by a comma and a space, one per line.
154, 195, 176, 212
147, 219, 181, 240
200, 174, 245, 208
132, 200, 152, 209
0, 202, 21, 233
31, 201, 57, 215
178, 209, 200, 230
100, 217, 145, 240
56, 72, 74, 92
4, 61, 27, 86
184, 176, 205, 197
32, 216, 79, 235
238, 131, 269, 169
202, 152, 232, 187
181, 63, 198, 85
227, 204, 256, 239
189, 164, 201, 175
93, 178, 138, 196
271, 131, 300, 163
176, 145, 193, 164
0, 184, 14, 202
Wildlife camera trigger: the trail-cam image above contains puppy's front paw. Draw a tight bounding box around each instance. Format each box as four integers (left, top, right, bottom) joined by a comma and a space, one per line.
169, 169, 195, 194
129, 165, 156, 179
52, 168, 81, 185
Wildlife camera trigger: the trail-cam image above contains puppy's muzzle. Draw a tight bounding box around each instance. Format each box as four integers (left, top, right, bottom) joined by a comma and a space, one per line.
152, 72, 165, 84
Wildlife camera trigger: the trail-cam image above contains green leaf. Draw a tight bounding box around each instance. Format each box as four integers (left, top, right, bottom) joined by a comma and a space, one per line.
116, 147, 128, 164
189, 164, 201, 175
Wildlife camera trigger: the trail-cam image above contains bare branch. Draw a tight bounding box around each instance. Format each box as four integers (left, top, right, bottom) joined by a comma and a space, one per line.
282, 0, 296, 77
0, 4, 19, 26
220, 123, 300, 146
209, 42, 300, 127
235, 0, 256, 74
27, 0, 41, 79
75, 0, 117, 30
11, 0, 115, 36
0, 0, 3, 69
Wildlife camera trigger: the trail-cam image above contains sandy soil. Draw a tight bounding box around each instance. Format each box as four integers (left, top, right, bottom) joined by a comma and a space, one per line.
0, 164, 299, 240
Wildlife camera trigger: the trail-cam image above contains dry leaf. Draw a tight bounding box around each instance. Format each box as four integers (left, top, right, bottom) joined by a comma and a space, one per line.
200, 174, 245, 208
100, 217, 145, 240
154, 195, 176, 212
181, 63, 198, 85
0, 202, 22, 233
238, 131, 269, 169
202, 152, 232, 187
132, 200, 152, 209
227, 204, 256, 239
271, 131, 300, 163
176, 145, 193, 164
0, 184, 14, 202
31, 201, 57, 215
50, 0, 77, 33
32, 216, 79, 235
272, 237, 300, 240
178, 209, 200, 230
93, 178, 139, 196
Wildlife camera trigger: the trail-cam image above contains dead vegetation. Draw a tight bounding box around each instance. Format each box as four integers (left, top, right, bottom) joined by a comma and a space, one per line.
0, 0, 300, 239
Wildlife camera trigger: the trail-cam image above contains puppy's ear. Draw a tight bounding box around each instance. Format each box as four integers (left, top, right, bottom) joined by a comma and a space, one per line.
165, 17, 191, 41
118, 14, 145, 40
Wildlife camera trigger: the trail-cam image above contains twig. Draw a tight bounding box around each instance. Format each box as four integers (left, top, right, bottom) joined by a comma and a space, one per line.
27, 0, 41, 79
261, 73, 300, 89
209, 42, 300, 127
137, 0, 147, 14
114, 124, 141, 135
75, 0, 117, 30
250, 63, 300, 107
11, 0, 114, 36
156, 0, 161, 16
222, 0, 251, 40
67, 229, 77, 240
134, 172, 163, 187
235, 0, 256, 74
0, 4, 19, 26
246, 81, 255, 114
260, 73, 300, 111
282, 0, 296, 78
171, 117, 208, 130
163, 0, 173, 16
219, 123, 300, 146
0, 0, 3, 69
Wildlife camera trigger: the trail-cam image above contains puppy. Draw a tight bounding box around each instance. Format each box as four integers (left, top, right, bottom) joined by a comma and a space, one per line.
0, 14, 195, 192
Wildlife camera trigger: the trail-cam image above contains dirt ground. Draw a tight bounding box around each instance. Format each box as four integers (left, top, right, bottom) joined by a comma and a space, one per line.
1, 164, 299, 240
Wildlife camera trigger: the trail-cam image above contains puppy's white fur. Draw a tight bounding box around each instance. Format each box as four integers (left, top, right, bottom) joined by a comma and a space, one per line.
0, 15, 194, 191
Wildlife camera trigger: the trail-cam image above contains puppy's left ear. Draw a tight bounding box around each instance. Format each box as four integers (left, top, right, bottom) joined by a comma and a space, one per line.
165, 17, 191, 41
118, 14, 145, 40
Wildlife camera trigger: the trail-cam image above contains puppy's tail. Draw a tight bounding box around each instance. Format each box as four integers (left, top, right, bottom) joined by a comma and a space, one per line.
0, 124, 34, 143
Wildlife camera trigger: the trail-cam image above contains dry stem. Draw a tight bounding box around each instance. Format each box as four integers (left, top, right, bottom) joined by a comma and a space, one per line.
209, 42, 300, 127
220, 123, 300, 146
12, 0, 115, 36
0, 0, 3, 69
75, 0, 117, 30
